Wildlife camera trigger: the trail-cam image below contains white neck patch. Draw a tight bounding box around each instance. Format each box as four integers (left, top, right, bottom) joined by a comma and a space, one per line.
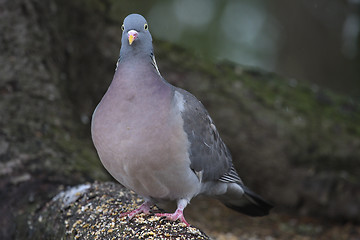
174, 91, 185, 113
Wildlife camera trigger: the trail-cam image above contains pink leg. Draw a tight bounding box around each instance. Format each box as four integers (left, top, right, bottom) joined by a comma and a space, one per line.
155, 199, 190, 226
119, 201, 151, 219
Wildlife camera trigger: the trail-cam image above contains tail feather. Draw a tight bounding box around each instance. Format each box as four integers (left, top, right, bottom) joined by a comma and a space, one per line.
222, 185, 273, 217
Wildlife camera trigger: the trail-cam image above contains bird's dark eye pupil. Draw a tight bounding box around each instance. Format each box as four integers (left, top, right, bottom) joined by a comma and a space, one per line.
144, 24, 148, 30
121, 25, 124, 31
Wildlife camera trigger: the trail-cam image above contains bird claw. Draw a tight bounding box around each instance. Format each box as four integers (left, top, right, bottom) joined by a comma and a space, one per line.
155, 209, 190, 226
119, 201, 190, 227
119, 202, 151, 219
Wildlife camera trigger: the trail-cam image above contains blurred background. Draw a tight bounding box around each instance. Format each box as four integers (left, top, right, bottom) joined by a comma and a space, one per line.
110, 0, 360, 98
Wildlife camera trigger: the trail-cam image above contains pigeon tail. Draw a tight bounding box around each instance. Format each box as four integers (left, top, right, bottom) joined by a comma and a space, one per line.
222, 185, 273, 217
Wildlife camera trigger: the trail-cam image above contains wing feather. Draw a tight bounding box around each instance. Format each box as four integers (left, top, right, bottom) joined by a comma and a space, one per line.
174, 88, 237, 182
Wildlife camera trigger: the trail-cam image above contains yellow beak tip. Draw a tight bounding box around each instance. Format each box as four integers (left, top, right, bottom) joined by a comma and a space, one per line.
128, 35, 135, 45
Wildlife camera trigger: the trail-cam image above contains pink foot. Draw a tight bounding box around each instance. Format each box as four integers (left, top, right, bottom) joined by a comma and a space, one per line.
119, 201, 151, 219
155, 208, 190, 226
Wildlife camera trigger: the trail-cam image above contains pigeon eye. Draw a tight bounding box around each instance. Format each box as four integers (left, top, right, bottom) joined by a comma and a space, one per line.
121, 24, 125, 31
144, 23, 148, 30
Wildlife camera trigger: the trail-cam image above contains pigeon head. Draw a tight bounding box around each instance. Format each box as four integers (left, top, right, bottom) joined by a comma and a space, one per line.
120, 14, 153, 59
